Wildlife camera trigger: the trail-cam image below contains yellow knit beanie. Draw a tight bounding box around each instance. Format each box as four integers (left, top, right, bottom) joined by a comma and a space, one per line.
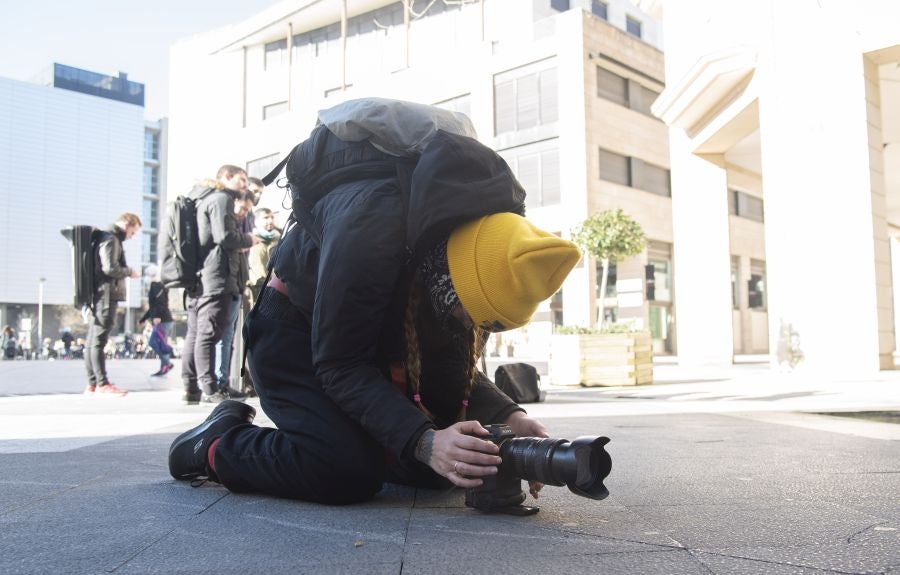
447, 213, 581, 331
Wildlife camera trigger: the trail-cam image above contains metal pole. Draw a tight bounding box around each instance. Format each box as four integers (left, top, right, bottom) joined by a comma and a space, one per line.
38, 278, 45, 359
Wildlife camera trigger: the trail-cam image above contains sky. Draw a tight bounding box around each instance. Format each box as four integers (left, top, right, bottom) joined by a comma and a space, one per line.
0, 0, 280, 119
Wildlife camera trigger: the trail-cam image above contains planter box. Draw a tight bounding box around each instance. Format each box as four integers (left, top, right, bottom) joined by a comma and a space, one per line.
550, 332, 653, 387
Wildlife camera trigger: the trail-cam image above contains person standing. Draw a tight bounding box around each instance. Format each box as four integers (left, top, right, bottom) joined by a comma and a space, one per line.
140, 264, 175, 376
246, 207, 281, 309
84, 212, 141, 396
181, 165, 258, 405
213, 191, 255, 398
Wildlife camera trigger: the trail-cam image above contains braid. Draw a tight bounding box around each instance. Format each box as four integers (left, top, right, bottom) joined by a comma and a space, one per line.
457, 326, 485, 421
405, 276, 433, 419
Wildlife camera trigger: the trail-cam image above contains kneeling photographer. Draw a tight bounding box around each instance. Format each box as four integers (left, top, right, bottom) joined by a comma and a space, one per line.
168, 99, 607, 511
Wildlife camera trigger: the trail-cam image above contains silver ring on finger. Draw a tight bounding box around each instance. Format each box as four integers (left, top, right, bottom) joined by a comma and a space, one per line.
453, 461, 461, 475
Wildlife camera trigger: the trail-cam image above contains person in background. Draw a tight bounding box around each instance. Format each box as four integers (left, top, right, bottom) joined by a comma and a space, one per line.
180, 166, 258, 405
84, 212, 141, 396
140, 264, 175, 376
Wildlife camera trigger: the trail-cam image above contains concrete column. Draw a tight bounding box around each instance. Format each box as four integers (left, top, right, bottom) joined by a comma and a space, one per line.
757, 4, 891, 374
669, 131, 734, 367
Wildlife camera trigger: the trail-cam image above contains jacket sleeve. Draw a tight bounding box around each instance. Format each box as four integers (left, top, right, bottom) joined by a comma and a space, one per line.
98, 236, 131, 279
312, 182, 434, 458
207, 194, 254, 251
467, 371, 526, 425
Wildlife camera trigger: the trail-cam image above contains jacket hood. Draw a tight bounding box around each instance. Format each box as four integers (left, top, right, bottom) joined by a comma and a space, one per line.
283, 125, 525, 263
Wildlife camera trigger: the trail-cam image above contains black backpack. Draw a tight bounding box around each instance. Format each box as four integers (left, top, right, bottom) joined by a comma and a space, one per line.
494, 363, 544, 404
60, 225, 106, 309
160, 188, 216, 292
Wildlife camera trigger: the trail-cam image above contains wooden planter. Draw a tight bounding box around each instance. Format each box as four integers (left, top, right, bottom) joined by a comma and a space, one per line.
550, 331, 653, 387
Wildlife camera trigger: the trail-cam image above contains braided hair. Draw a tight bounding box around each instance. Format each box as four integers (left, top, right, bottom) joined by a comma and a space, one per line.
404, 273, 485, 422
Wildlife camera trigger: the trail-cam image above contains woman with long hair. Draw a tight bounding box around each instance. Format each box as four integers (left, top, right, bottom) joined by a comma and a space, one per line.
168, 99, 580, 504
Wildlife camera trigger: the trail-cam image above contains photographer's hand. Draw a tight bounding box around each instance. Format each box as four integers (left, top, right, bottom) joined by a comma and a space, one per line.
504, 411, 550, 498
415, 421, 502, 488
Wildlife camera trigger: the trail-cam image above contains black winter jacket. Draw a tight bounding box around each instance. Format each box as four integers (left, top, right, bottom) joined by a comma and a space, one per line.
272, 125, 527, 461
193, 186, 254, 297
95, 225, 132, 301
140, 281, 173, 323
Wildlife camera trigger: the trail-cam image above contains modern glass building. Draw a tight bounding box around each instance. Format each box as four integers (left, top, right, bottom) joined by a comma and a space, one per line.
0, 63, 164, 347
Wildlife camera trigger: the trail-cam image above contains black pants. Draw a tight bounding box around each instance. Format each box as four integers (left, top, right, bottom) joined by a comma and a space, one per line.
84, 292, 117, 386
213, 289, 399, 504
182, 293, 232, 395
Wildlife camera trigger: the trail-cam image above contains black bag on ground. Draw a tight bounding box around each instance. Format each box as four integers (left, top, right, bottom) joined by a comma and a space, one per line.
60, 225, 104, 309
494, 363, 544, 403
160, 188, 216, 292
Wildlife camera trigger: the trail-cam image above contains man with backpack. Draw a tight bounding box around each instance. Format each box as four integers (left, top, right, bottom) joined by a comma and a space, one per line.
84, 212, 142, 396
174, 165, 258, 405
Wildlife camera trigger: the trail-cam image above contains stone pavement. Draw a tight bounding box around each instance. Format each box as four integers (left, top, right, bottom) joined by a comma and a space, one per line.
0, 359, 898, 574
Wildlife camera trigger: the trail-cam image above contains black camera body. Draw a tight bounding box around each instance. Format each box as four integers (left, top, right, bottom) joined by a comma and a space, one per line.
465, 424, 612, 516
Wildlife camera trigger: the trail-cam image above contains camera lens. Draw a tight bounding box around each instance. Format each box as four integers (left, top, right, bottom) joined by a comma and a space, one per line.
499, 436, 611, 500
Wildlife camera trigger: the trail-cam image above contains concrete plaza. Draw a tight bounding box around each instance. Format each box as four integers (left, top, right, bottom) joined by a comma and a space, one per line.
0, 358, 898, 574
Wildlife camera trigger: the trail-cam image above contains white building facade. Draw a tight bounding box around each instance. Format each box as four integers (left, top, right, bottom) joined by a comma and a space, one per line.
0, 64, 155, 345
169, 0, 694, 358
644, 0, 900, 373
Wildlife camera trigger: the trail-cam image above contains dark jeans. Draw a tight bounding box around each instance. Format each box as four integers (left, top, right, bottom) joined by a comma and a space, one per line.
182, 293, 232, 395
213, 290, 390, 504
84, 292, 117, 386
148, 321, 174, 367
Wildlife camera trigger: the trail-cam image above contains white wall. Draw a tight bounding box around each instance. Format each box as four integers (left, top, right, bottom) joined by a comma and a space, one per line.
0, 77, 145, 307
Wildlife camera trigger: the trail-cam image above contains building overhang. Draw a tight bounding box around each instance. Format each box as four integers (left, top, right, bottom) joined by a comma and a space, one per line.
211, 0, 398, 54
651, 47, 757, 136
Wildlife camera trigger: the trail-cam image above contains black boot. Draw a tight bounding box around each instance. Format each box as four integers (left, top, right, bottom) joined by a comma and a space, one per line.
168, 400, 256, 481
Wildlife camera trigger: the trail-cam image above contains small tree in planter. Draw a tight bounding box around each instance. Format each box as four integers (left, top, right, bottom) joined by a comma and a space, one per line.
571, 209, 646, 329
551, 210, 650, 386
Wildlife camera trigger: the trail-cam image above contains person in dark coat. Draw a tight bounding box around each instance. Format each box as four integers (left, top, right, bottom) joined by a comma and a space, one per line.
139, 264, 175, 376
179, 166, 258, 405
168, 99, 580, 505
84, 213, 141, 396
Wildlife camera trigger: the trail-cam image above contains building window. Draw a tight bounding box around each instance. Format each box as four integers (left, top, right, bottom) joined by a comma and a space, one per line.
728, 189, 765, 222
597, 67, 628, 107
143, 166, 158, 197
263, 101, 289, 120
599, 149, 670, 197
597, 66, 660, 116
499, 141, 561, 209
591, 1, 608, 20
142, 232, 158, 265
637, 160, 671, 197
731, 256, 740, 309
647, 242, 673, 303
626, 16, 643, 38
550, 0, 570, 11
265, 39, 288, 70
598, 148, 631, 187
748, 260, 766, 309
142, 198, 158, 231
246, 153, 280, 179
597, 261, 617, 297
494, 59, 558, 136
633, 84, 660, 115
144, 130, 159, 161
434, 94, 472, 122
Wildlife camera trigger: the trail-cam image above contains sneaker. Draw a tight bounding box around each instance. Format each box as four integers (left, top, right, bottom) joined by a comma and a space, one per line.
161, 362, 174, 375
168, 400, 256, 480
183, 391, 202, 405
96, 382, 128, 396
83, 384, 96, 395
150, 368, 165, 377
220, 387, 248, 400
200, 391, 230, 404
